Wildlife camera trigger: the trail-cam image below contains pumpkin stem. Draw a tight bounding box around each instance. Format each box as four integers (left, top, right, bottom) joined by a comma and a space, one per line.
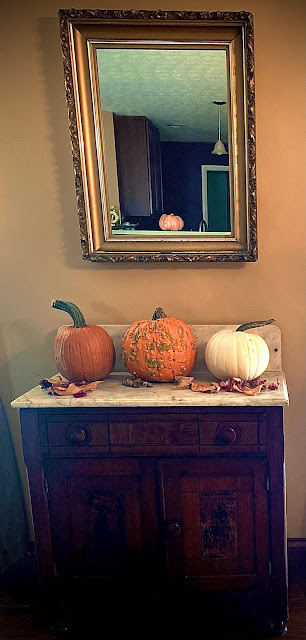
51, 299, 87, 328
236, 318, 275, 332
152, 307, 167, 320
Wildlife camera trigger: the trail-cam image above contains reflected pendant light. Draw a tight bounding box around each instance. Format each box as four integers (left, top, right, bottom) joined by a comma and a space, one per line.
212, 100, 228, 155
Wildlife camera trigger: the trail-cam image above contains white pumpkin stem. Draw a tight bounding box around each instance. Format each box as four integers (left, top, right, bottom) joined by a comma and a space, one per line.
51, 299, 87, 328
236, 318, 275, 332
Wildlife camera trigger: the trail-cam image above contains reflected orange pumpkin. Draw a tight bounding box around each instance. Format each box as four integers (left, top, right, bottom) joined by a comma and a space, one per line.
159, 213, 184, 231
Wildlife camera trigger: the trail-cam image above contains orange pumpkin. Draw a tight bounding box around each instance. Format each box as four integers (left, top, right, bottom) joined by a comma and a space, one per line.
159, 213, 184, 231
122, 307, 196, 382
52, 299, 115, 382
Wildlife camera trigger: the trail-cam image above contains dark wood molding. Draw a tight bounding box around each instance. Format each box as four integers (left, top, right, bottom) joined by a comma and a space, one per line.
288, 538, 306, 583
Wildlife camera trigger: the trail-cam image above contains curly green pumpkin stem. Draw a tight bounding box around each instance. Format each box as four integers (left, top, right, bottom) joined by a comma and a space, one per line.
236, 318, 275, 332
51, 299, 87, 328
152, 307, 167, 320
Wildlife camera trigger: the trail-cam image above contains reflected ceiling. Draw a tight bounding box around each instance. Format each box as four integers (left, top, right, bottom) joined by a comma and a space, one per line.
97, 49, 228, 142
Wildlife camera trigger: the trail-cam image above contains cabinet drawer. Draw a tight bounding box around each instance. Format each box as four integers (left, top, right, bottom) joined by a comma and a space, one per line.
45, 418, 109, 455
110, 415, 199, 454
199, 414, 266, 453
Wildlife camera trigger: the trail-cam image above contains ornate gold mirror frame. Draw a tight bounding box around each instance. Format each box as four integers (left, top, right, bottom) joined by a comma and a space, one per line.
59, 9, 257, 262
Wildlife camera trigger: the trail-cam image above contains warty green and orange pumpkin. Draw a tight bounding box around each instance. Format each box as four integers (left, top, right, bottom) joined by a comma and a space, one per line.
205, 319, 274, 381
122, 307, 196, 382
52, 299, 115, 382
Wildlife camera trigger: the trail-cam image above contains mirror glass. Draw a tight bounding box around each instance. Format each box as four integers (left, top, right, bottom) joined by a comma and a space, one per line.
97, 47, 230, 236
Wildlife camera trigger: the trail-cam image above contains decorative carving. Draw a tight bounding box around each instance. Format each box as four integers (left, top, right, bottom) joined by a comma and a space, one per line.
58, 10, 257, 262
110, 421, 198, 446
88, 491, 126, 562
59, 9, 253, 22
82, 252, 256, 263
200, 492, 238, 559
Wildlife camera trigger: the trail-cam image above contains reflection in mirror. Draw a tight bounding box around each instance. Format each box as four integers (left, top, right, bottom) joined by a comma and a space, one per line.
97, 48, 230, 235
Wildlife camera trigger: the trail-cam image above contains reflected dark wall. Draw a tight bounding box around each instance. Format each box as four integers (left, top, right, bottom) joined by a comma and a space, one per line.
161, 142, 228, 231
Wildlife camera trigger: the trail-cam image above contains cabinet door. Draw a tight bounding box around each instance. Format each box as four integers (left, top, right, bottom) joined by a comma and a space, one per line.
45, 458, 158, 580
160, 458, 270, 592
113, 114, 162, 218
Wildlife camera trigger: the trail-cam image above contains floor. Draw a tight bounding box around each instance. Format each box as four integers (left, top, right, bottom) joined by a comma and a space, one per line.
0, 557, 305, 639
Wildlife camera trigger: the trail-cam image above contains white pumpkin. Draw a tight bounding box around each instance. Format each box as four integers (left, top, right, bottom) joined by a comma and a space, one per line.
205, 320, 274, 381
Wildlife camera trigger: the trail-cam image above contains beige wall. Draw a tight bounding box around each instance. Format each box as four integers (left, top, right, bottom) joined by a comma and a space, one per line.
1, 0, 305, 539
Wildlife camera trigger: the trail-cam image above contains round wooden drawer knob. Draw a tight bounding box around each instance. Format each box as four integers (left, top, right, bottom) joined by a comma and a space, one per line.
165, 522, 182, 538
65, 423, 92, 445
216, 423, 241, 445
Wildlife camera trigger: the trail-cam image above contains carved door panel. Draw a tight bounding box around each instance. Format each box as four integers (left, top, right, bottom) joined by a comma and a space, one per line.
160, 458, 270, 592
45, 458, 158, 579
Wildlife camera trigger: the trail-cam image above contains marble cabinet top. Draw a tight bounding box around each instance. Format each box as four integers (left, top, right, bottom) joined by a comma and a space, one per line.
11, 371, 288, 409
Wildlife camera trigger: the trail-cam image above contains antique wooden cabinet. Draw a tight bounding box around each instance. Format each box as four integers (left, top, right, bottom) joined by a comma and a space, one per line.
12, 326, 289, 637
113, 114, 163, 219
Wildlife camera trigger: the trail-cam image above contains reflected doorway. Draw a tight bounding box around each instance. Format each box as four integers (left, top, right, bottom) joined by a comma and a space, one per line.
201, 165, 230, 232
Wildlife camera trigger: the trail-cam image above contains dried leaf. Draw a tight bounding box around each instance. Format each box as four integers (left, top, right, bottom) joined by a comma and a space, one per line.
232, 384, 245, 393
76, 381, 104, 392
122, 377, 152, 388
191, 381, 221, 393
51, 385, 76, 396
241, 384, 263, 396
174, 376, 194, 389
40, 377, 104, 396
268, 379, 280, 390
40, 377, 69, 390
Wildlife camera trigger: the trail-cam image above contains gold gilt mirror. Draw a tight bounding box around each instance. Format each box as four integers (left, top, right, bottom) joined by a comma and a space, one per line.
59, 9, 257, 262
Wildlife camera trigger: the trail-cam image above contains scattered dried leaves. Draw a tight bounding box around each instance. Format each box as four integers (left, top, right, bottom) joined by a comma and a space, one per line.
220, 377, 280, 394
40, 377, 104, 397
175, 375, 280, 396
40, 374, 280, 399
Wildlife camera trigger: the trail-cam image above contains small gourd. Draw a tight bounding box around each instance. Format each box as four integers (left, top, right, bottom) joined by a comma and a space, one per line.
52, 299, 115, 382
159, 213, 184, 231
122, 307, 196, 382
205, 319, 275, 381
